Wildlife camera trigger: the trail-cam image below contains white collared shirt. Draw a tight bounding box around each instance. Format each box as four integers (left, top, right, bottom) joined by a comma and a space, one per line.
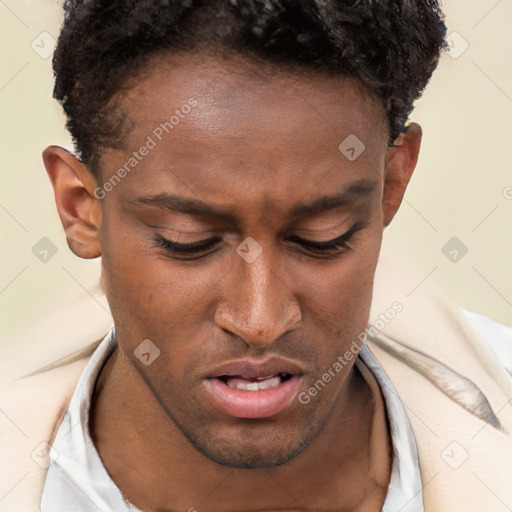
41, 328, 425, 512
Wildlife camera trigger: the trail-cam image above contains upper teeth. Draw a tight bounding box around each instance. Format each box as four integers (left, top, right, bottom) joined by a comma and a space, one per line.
227, 375, 281, 391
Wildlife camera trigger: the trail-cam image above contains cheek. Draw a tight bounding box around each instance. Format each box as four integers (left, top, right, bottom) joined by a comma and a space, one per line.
99, 209, 201, 315
291, 227, 382, 339
100, 248, 210, 384
100, 223, 180, 332
102, 248, 204, 326
341, 229, 383, 321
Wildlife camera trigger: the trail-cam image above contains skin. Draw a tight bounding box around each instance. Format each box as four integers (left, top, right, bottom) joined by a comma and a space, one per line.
43, 53, 421, 512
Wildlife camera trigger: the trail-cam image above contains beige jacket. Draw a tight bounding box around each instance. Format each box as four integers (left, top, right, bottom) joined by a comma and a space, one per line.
1, 245, 511, 512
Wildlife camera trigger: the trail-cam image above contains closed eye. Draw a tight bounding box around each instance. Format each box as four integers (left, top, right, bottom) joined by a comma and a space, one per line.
285, 220, 367, 254
153, 234, 221, 254
153, 220, 368, 258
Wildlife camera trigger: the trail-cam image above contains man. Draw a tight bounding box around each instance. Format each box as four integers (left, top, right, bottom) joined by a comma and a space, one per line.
0, 1, 511, 511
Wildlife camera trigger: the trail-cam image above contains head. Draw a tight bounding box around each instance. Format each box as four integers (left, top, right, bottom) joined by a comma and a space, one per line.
44, 0, 446, 469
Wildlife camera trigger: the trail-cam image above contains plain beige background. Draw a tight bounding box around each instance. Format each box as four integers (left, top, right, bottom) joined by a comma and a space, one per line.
0, 1, 511, 373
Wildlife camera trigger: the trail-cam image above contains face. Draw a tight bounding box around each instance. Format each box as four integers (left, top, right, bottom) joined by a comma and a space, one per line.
56, 53, 412, 469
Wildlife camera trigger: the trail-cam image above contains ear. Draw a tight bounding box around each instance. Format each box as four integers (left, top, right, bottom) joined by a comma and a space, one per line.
43, 146, 103, 259
382, 123, 422, 227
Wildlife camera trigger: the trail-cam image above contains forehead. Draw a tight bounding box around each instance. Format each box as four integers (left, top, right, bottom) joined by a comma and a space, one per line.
117, 52, 387, 150
99, 53, 388, 215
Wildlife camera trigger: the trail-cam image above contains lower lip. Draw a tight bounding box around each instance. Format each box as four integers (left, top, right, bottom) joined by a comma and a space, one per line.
204, 375, 302, 419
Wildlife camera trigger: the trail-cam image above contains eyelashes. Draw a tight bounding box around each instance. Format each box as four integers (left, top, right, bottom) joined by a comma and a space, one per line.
284, 221, 367, 254
153, 234, 221, 254
153, 221, 368, 259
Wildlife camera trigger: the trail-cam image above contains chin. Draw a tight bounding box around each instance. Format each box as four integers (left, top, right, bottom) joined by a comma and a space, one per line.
180, 417, 323, 469
195, 436, 310, 469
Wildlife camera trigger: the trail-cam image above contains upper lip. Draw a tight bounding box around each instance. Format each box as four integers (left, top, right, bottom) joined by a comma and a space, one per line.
207, 357, 304, 379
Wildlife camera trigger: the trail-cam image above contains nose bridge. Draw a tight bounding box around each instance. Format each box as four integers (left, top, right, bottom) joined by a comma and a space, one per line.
219, 248, 301, 346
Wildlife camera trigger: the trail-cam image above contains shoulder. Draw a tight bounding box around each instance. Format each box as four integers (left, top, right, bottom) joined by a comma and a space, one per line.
368, 243, 512, 511
461, 307, 512, 375
0, 352, 94, 511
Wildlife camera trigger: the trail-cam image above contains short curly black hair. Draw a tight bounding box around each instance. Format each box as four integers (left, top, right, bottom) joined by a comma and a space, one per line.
52, 0, 446, 174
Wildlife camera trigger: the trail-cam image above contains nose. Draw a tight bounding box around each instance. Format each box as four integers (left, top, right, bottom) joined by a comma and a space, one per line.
214, 247, 301, 347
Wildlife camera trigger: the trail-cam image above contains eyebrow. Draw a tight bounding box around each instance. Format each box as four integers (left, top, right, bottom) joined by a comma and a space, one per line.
131, 178, 378, 222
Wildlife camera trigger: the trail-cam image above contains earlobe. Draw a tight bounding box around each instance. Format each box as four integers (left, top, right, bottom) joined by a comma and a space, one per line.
42, 146, 103, 259
382, 123, 422, 227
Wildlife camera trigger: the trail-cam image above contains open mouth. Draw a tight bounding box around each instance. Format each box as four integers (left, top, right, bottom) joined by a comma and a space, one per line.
219, 372, 293, 391
204, 357, 304, 418
205, 371, 301, 419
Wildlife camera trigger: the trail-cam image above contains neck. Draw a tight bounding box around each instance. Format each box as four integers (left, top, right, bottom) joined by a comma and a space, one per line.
90, 347, 391, 512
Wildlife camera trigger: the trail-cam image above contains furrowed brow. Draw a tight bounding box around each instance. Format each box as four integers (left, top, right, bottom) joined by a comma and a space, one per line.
130, 179, 377, 222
